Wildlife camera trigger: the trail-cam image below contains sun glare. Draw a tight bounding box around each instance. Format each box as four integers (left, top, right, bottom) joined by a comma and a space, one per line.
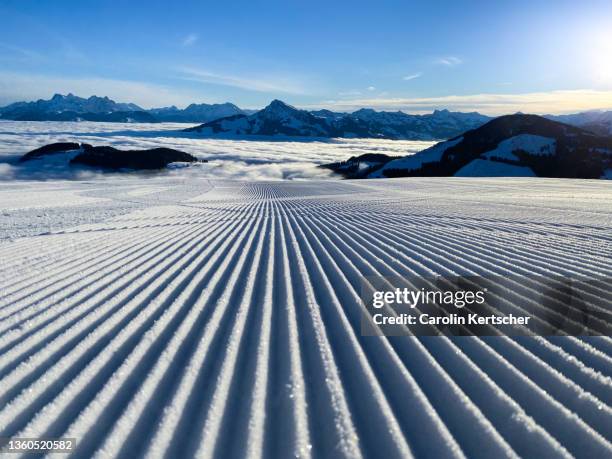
588, 30, 612, 83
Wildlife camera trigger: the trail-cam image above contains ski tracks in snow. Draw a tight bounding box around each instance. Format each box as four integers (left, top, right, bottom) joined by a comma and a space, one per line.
0, 177, 610, 458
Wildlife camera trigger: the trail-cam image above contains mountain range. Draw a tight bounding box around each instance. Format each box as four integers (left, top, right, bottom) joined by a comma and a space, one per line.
0, 93, 244, 124
546, 111, 612, 136
1, 93, 612, 141
184, 99, 491, 140
323, 114, 612, 179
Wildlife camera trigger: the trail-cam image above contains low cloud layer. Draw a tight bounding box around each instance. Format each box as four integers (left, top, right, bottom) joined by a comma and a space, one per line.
0, 120, 433, 181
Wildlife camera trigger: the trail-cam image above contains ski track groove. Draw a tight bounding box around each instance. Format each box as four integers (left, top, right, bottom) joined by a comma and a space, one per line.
0, 177, 610, 459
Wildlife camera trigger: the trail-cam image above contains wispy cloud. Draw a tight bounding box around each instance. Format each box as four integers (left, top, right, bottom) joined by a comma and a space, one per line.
0, 39, 88, 66
309, 90, 612, 115
182, 33, 198, 47
177, 67, 306, 94
0, 42, 45, 62
402, 72, 422, 81
367, 86, 376, 91
434, 56, 462, 67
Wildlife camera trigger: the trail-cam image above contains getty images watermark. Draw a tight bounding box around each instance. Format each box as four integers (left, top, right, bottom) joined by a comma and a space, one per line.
360, 275, 612, 336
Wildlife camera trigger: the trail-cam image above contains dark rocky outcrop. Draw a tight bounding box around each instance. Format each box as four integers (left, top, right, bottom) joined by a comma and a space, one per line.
320, 153, 398, 178
20, 142, 81, 162
71, 145, 200, 170
19, 142, 201, 171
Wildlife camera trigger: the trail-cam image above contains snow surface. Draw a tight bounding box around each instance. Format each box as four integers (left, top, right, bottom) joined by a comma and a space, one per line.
0, 177, 611, 458
455, 159, 536, 177
482, 134, 556, 161
0, 121, 434, 181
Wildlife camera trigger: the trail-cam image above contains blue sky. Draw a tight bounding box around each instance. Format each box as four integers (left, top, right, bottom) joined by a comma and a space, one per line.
1, 0, 612, 114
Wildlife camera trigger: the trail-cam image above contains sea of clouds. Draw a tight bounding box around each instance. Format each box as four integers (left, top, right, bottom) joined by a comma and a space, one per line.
0, 120, 435, 181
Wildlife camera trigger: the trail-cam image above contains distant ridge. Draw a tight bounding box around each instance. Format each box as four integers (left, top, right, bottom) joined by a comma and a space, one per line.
2, 93, 612, 142
147, 102, 244, 123
0, 94, 244, 124
184, 99, 491, 140
0, 94, 491, 139
546, 110, 612, 136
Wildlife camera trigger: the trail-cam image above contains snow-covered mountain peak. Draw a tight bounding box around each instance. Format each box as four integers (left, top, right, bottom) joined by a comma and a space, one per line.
22, 93, 145, 114
261, 99, 300, 117
352, 108, 377, 116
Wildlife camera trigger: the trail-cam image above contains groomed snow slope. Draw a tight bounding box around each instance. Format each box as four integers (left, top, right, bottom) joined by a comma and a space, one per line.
0, 177, 611, 458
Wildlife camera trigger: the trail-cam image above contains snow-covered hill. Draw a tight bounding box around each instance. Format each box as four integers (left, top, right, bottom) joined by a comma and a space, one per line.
364, 114, 612, 179
0, 177, 610, 458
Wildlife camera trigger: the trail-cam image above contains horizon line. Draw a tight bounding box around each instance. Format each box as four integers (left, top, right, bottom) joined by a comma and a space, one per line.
2, 90, 612, 117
